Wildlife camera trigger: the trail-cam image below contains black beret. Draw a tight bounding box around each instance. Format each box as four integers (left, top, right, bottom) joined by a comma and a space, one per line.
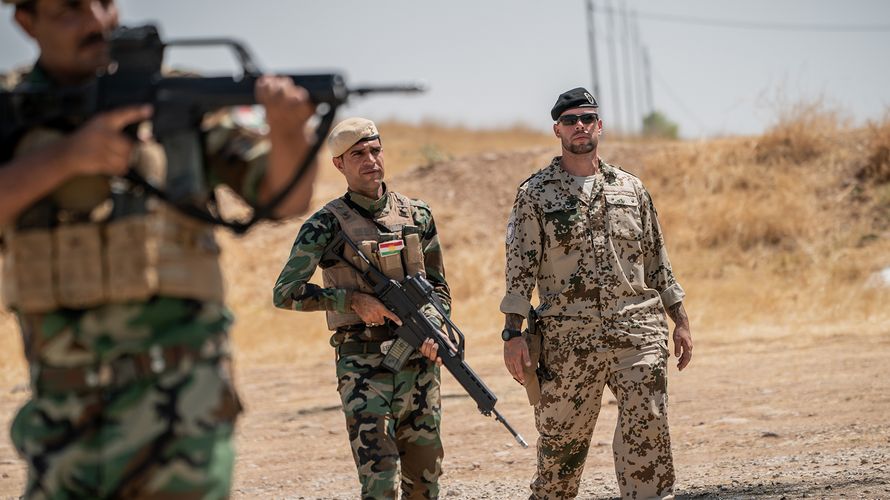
550, 87, 598, 121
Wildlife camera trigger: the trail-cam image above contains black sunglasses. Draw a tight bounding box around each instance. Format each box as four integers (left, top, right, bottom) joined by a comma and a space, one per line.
557, 113, 599, 126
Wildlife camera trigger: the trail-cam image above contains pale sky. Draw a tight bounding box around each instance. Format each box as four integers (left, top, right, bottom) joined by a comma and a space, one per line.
2, 0, 889, 138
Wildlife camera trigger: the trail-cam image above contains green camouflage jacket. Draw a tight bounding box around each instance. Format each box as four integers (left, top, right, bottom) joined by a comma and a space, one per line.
3, 63, 272, 367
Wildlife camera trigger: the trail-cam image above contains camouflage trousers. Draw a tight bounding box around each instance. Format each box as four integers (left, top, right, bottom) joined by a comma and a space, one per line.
336, 351, 443, 500
532, 336, 674, 500
11, 298, 242, 499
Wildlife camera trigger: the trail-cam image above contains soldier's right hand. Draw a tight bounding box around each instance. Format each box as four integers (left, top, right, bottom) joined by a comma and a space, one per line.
350, 292, 403, 327
58, 105, 153, 177
503, 337, 531, 385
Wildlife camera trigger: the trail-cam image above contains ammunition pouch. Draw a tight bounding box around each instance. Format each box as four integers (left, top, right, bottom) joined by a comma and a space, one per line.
1, 206, 224, 313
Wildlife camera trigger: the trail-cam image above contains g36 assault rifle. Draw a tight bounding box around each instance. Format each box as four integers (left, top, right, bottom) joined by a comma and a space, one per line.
0, 24, 424, 233
328, 231, 529, 448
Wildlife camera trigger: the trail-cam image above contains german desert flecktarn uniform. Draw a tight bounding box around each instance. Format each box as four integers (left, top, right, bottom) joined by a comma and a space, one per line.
274, 187, 450, 499
1, 64, 271, 499
501, 156, 684, 499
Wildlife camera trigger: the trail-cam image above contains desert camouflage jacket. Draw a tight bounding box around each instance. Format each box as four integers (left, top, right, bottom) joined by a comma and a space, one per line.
273, 187, 451, 318
500, 157, 684, 347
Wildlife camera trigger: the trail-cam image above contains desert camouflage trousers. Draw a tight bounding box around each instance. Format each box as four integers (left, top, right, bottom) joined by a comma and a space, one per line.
336, 351, 443, 499
532, 325, 674, 500
10, 299, 243, 499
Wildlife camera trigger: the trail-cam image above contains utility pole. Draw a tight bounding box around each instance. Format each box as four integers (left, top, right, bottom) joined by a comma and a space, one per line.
585, 0, 601, 100
642, 46, 654, 117
620, 0, 636, 133
632, 10, 650, 118
605, 0, 623, 132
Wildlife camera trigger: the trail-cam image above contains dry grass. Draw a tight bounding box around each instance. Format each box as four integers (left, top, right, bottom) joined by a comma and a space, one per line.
1, 108, 889, 385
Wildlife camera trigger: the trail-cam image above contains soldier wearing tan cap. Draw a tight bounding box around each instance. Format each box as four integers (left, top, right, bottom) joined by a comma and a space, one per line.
274, 117, 451, 499
0, 0, 318, 497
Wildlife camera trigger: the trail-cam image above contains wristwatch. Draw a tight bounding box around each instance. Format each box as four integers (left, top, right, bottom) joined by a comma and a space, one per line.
501, 328, 522, 341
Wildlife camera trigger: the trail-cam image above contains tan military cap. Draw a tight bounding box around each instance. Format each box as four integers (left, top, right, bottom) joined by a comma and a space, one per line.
328, 117, 379, 157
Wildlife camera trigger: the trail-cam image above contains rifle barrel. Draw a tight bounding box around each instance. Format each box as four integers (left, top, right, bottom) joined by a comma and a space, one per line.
350, 83, 427, 96
493, 408, 529, 448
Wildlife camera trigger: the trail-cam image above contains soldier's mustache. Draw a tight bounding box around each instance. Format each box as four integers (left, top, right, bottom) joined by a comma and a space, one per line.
78, 32, 107, 49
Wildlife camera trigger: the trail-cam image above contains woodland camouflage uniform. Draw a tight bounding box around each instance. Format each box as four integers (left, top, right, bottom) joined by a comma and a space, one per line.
2, 64, 271, 499
502, 157, 684, 499
273, 187, 450, 500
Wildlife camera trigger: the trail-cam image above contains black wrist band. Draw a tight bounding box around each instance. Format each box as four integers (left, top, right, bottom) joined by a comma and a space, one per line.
501, 328, 522, 341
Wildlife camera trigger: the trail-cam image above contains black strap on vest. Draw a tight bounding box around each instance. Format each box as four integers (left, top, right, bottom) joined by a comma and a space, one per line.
342, 192, 398, 234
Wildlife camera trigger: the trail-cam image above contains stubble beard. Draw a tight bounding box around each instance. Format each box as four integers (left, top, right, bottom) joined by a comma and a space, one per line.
563, 135, 598, 155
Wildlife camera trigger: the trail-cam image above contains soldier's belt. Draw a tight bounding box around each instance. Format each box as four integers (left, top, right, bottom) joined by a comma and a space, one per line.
34, 335, 230, 395
336, 340, 392, 357
335, 323, 393, 341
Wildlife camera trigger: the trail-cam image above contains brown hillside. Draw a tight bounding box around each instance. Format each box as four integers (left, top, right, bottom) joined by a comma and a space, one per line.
1, 115, 889, 376
1, 115, 890, 498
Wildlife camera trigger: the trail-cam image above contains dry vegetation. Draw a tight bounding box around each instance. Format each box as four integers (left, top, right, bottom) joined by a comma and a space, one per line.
1, 105, 889, 497
211, 107, 890, 369
0, 105, 888, 379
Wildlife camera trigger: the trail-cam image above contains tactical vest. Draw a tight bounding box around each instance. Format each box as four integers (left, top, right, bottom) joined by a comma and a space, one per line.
1, 128, 224, 313
322, 192, 426, 330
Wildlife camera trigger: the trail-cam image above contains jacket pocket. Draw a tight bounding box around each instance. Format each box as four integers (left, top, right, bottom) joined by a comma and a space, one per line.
541, 201, 584, 250
605, 191, 643, 240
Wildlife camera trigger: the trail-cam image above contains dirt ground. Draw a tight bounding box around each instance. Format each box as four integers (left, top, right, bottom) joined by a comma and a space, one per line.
1, 323, 888, 499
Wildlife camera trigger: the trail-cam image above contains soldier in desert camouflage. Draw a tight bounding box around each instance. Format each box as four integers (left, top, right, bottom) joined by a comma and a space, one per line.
273, 117, 449, 499
0, 0, 317, 497
500, 87, 694, 499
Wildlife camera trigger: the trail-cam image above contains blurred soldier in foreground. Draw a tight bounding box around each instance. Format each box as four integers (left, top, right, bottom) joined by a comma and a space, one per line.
274, 117, 449, 499
0, 0, 317, 497
500, 87, 693, 499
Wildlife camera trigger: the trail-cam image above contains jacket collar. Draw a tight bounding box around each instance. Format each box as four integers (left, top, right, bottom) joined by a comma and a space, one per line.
345, 183, 390, 217
546, 156, 611, 204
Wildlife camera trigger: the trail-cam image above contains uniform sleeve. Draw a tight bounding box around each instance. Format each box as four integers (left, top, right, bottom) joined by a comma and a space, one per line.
202, 108, 270, 205
413, 201, 452, 321
499, 186, 542, 316
272, 209, 352, 313
639, 187, 685, 308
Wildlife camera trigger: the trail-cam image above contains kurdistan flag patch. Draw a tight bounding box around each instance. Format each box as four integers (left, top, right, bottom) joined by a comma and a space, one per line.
378, 239, 405, 257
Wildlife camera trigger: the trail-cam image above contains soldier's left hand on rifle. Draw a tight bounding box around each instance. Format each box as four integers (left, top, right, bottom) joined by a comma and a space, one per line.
255, 75, 318, 217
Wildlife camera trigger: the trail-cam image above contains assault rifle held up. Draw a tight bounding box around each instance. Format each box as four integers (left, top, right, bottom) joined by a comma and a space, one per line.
0, 24, 424, 233
328, 231, 529, 448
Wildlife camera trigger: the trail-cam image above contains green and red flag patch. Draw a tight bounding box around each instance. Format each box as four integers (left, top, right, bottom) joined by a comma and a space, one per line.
378, 239, 405, 257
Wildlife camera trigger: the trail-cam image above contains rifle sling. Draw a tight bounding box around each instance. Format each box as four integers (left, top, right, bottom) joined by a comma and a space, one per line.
341, 193, 394, 234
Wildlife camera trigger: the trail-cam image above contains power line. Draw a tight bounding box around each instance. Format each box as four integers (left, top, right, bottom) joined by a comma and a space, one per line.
604, 0, 624, 132
620, 0, 637, 132
602, 7, 890, 33
649, 66, 707, 134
